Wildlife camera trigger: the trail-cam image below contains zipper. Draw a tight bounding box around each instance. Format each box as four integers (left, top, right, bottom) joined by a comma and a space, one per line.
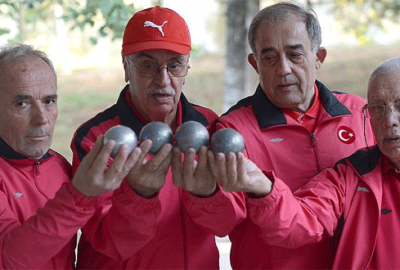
310, 132, 322, 171
35, 160, 40, 176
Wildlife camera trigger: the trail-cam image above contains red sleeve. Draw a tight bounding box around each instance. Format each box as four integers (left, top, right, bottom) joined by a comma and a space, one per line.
0, 184, 95, 269
247, 168, 347, 249
80, 180, 161, 261
181, 186, 246, 237
72, 128, 160, 261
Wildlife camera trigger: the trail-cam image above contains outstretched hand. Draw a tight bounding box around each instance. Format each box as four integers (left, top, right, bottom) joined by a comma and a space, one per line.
125, 140, 173, 198
171, 146, 217, 197
208, 151, 272, 197
72, 135, 142, 197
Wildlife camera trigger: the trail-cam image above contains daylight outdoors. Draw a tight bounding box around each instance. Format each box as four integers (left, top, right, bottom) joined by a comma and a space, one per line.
1, 0, 400, 269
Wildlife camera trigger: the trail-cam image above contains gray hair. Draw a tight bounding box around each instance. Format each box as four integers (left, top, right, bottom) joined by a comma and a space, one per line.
248, 1, 322, 55
0, 43, 57, 84
368, 57, 400, 89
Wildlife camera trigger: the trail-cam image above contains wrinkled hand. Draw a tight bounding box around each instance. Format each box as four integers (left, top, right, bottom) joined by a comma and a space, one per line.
171, 146, 217, 197
72, 135, 142, 197
125, 140, 172, 198
208, 151, 272, 197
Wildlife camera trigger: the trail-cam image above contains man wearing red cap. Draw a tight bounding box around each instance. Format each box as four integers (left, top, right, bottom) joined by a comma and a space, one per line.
71, 6, 245, 269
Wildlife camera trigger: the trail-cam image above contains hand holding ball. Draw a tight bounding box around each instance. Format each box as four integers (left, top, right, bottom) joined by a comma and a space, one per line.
103, 125, 138, 157
175, 121, 209, 153
139, 121, 173, 154
211, 128, 245, 154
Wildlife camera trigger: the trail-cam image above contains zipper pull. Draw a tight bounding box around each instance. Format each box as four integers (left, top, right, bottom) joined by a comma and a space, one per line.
35, 160, 40, 176
311, 133, 316, 145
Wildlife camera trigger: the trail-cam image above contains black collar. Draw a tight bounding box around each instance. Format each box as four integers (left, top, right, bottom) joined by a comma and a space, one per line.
0, 136, 52, 160
251, 80, 352, 129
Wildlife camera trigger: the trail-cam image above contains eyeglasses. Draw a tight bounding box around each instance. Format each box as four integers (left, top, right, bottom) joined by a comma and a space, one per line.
125, 56, 190, 78
363, 102, 400, 120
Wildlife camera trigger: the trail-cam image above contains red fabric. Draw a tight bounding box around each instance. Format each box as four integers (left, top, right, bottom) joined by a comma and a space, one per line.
282, 84, 321, 132
217, 83, 375, 269
367, 162, 400, 269
71, 89, 246, 269
247, 148, 400, 269
0, 151, 96, 269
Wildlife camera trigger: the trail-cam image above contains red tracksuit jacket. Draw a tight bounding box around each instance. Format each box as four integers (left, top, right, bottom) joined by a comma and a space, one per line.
217, 80, 375, 269
0, 137, 96, 269
71, 86, 246, 269
249, 146, 391, 269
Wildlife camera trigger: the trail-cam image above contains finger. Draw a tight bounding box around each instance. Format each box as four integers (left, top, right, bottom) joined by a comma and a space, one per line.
132, 139, 152, 170
171, 146, 183, 186
226, 152, 238, 183
214, 153, 228, 186
207, 150, 219, 178
104, 143, 130, 178
124, 147, 142, 174
182, 148, 196, 181
236, 152, 247, 186
146, 143, 173, 172
89, 136, 116, 173
195, 146, 208, 173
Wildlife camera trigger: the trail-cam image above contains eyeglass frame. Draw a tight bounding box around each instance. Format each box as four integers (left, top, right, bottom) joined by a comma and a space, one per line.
125, 55, 190, 78
362, 102, 400, 120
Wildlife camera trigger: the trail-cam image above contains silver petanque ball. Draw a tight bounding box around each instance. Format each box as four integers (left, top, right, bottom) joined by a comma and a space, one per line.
211, 128, 245, 154
175, 121, 209, 153
103, 125, 138, 157
139, 121, 173, 154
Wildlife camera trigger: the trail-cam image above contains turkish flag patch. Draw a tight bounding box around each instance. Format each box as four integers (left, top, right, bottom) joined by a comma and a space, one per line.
337, 126, 356, 144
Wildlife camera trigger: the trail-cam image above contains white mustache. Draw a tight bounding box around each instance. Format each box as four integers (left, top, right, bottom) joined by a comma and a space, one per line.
281, 76, 298, 84
147, 86, 175, 96
27, 129, 50, 137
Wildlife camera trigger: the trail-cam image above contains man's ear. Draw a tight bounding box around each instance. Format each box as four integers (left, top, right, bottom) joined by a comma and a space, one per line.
248, 53, 259, 74
123, 58, 129, 82
315, 47, 327, 70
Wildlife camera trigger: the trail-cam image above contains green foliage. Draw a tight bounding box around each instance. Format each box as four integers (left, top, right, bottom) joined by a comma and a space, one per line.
62, 0, 136, 44
0, 0, 136, 44
315, 0, 400, 44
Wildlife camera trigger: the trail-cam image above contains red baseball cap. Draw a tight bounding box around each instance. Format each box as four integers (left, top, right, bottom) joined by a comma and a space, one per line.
122, 6, 191, 56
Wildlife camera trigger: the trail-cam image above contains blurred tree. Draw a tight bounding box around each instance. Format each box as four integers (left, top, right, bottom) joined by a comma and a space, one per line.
0, 0, 136, 44
315, 0, 400, 44
222, 0, 259, 111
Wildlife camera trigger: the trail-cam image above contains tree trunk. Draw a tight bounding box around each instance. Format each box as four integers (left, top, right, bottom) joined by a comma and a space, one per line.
223, 0, 259, 112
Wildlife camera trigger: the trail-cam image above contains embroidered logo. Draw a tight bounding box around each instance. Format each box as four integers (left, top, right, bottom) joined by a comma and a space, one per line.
13, 192, 23, 197
144, 20, 168, 36
270, 138, 283, 143
381, 209, 392, 215
356, 186, 369, 192
337, 126, 356, 144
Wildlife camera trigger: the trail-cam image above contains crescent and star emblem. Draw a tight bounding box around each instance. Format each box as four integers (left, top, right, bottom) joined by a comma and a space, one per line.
337, 126, 356, 144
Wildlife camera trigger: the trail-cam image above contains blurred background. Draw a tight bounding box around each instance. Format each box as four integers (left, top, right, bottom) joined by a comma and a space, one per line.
1, 0, 399, 269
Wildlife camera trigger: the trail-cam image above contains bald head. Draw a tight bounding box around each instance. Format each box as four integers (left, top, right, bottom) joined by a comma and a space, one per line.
368, 57, 400, 93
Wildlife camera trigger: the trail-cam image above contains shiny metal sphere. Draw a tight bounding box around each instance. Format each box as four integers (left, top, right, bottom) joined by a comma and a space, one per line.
175, 121, 209, 153
211, 128, 245, 154
103, 125, 138, 157
139, 121, 173, 154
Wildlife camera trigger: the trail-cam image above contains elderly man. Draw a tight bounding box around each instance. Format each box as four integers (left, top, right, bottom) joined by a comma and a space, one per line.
234, 57, 400, 269
71, 6, 245, 269
0, 44, 141, 269
208, 2, 374, 269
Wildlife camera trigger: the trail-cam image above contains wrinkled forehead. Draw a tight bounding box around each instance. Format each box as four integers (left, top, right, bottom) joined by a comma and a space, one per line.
368, 73, 400, 102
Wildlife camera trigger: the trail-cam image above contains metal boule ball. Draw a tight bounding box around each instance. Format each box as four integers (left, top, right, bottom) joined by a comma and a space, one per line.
103, 125, 138, 157
139, 121, 173, 154
175, 121, 209, 153
211, 128, 245, 154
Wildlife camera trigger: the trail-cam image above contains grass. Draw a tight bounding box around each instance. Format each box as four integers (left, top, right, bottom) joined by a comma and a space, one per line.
53, 42, 400, 162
